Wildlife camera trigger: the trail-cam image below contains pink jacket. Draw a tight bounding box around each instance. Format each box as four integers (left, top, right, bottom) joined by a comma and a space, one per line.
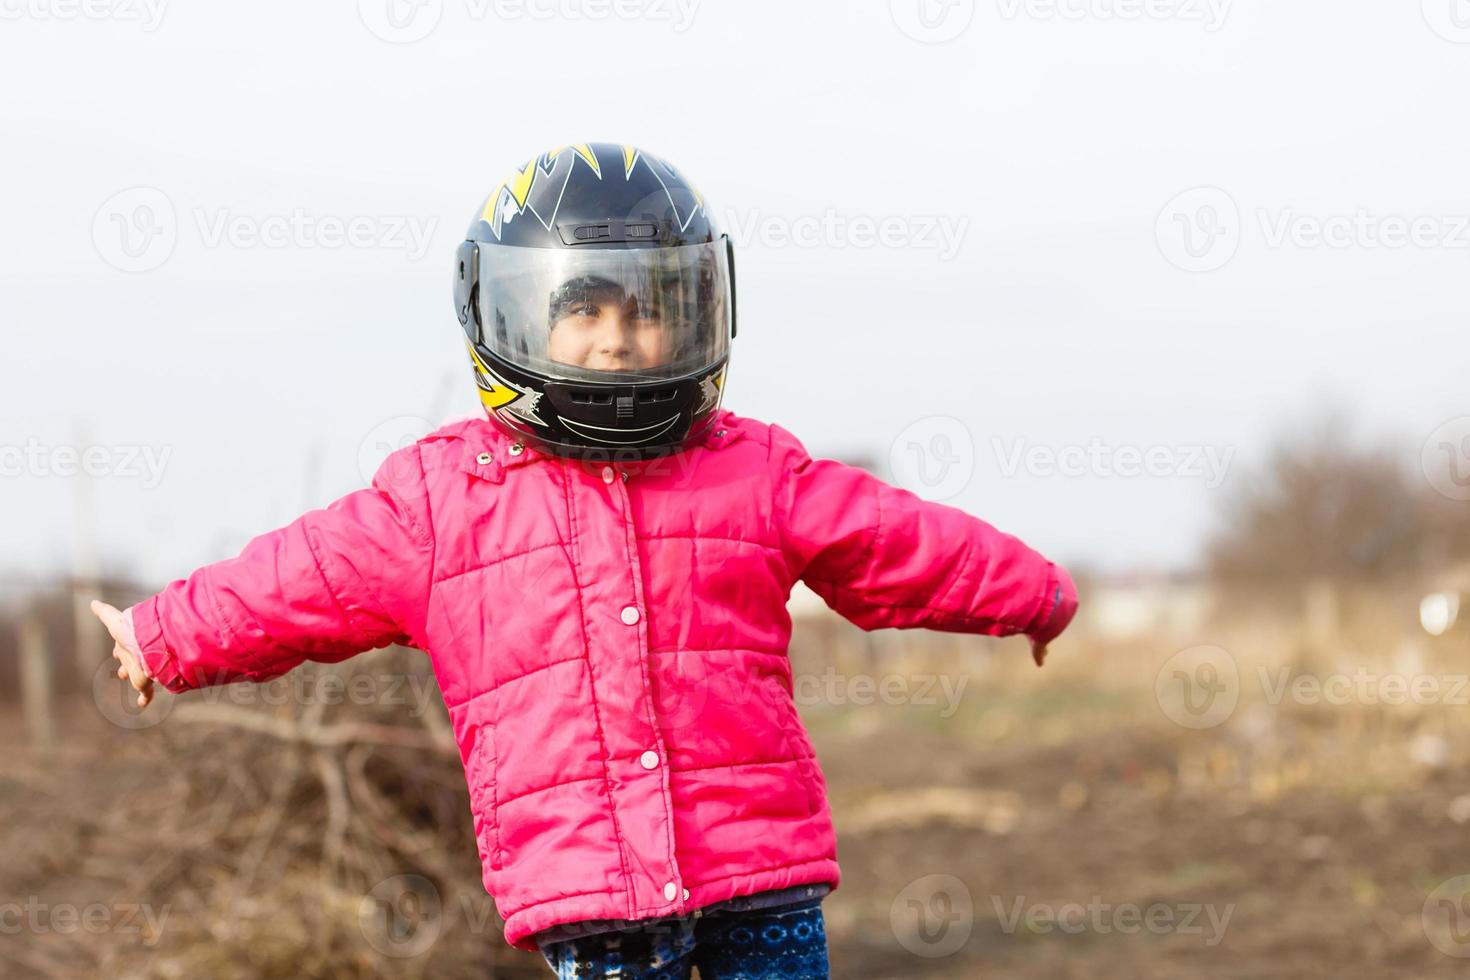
126, 408, 1077, 951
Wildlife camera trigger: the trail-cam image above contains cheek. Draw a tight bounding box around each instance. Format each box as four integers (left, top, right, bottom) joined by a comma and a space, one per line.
636, 330, 671, 359
546, 329, 583, 362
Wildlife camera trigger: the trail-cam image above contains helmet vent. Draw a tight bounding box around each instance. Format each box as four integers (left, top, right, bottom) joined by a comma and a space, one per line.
568, 390, 614, 405
637, 386, 678, 404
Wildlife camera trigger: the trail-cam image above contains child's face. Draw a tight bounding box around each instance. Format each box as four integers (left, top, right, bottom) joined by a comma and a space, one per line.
546, 283, 672, 375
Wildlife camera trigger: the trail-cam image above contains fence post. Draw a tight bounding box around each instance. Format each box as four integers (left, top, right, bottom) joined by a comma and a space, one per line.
19, 612, 57, 750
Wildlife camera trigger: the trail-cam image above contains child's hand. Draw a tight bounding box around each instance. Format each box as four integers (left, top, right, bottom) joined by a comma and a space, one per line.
90, 600, 155, 709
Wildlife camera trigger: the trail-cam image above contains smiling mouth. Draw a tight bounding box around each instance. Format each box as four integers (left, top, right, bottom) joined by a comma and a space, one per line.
560, 414, 681, 445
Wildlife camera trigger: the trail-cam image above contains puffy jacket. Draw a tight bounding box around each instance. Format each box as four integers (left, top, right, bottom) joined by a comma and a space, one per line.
127, 408, 1077, 951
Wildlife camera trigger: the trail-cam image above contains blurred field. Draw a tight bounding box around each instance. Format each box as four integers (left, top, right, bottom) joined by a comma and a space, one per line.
3, 588, 1470, 978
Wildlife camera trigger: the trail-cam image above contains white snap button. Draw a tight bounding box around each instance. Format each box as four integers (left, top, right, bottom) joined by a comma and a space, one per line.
508, 442, 525, 456
476, 452, 493, 465
639, 750, 659, 770
663, 882, 678, 902
601, 466, 615, 483
620, 606, 640, 625
682, 888, 690, 901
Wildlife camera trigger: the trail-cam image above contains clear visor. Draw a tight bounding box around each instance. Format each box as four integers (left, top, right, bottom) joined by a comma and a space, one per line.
475, 240, 731, 383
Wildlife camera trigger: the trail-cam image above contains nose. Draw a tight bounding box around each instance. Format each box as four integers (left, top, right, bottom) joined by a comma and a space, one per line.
593, 309, 634, 355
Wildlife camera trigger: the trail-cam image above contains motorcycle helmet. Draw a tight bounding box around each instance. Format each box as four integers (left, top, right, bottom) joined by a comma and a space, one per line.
453, 142, 737, 460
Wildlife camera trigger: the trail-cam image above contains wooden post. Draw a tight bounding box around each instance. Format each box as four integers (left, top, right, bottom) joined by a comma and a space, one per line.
18, 612, 57, 750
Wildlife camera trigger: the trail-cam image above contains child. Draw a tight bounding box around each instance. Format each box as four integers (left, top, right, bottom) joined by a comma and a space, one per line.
91, 142, 1078, 979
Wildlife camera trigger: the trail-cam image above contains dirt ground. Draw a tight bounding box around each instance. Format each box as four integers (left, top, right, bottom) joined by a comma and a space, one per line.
3, 613, 1470, 978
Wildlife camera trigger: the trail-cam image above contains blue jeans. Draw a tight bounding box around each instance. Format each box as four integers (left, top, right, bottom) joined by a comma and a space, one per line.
538, 897, 830, 979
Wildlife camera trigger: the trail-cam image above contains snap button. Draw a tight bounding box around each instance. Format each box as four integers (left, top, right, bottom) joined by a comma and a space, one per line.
476, 452, 493, 465
682, 888, 690, 901
639, 750, 659, 770
508, 442, 525, 456
663, 881, 678, 902
714, 429, 726, 437
601, 466, 615, 483
620, 605, 640, 625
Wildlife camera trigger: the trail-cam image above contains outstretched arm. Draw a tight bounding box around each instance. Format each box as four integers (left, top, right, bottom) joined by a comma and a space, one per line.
91, 444, 435, 696
771, 423, 1078, 658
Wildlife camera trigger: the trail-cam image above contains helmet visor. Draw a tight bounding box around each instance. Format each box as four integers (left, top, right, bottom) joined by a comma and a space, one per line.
474, 240, 731, 383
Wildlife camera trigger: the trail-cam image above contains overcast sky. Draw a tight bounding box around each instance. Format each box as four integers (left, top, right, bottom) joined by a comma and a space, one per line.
3, 0, 1468, 591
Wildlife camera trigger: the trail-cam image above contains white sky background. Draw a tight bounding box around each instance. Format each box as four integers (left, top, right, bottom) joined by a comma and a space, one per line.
2, 0, 1468, 589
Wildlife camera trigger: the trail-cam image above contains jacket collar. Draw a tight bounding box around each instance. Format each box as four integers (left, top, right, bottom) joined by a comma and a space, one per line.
450, 409, 744, 484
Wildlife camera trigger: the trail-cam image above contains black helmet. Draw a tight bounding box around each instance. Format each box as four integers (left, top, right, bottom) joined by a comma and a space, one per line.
453, 143, 737, 460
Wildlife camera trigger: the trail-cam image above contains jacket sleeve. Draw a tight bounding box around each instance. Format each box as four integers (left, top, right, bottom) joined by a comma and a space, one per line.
127, 444, 435, 694
770, 422, 1075, 638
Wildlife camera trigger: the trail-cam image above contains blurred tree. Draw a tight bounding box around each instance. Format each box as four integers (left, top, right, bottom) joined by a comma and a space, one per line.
1206, 412, 1432, 586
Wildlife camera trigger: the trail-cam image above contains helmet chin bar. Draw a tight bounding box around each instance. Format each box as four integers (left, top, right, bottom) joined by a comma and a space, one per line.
465, 336, 726, 462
